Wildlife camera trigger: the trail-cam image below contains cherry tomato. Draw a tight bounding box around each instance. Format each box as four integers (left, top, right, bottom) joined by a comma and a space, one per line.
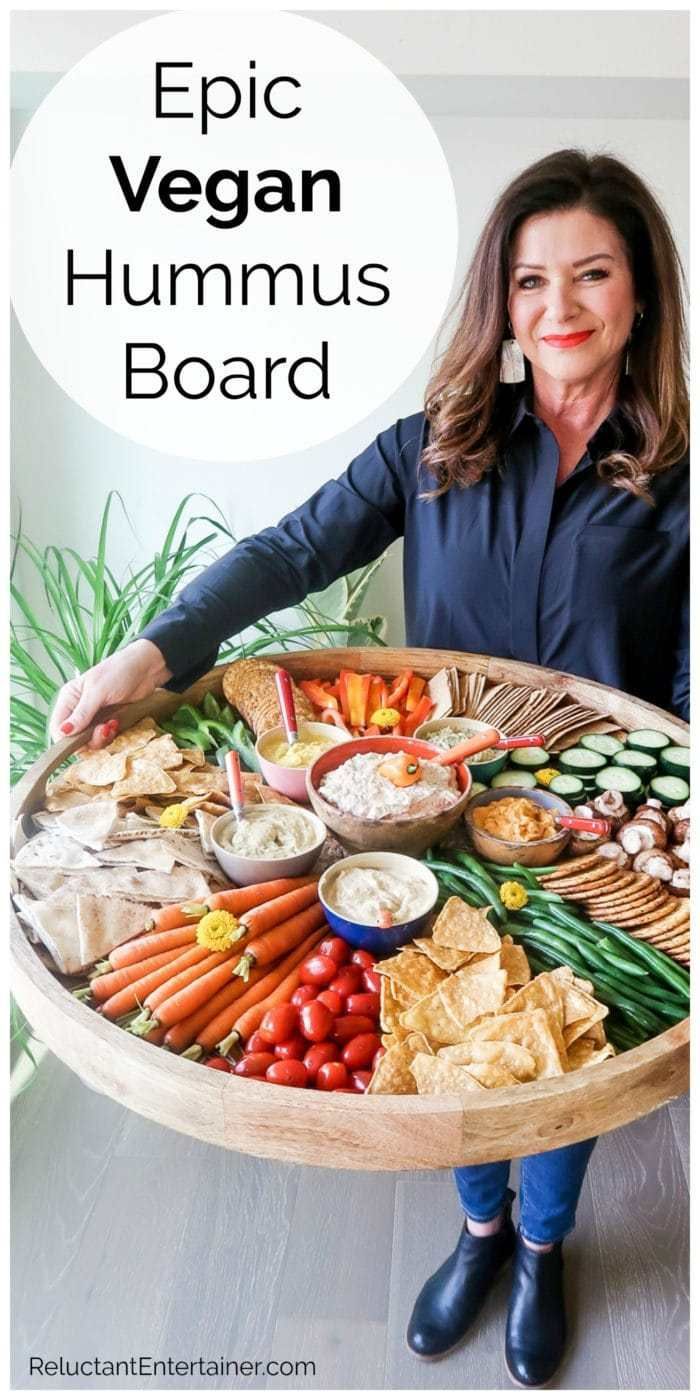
317, 989, 343, 1016
204, 1055, 232, 1072
318, 935, 351, 964
351, 1070, 372, 1092
266, 1060, 308, 1088
362, 969, 382, 995
258, 1003, 299, 1045
291, 985, 317, 1009
244, 1030, 269, 1054
333, 1014, 376, 1043
342, 1032, 381, 1070
299, 953, 338, 987
333, 1086, 361, 1093
303, 1042, 339, 1078
372, 1047, 386, 1071
299, 999, 334, 1043
329, 968, 364, 999
316, 1061, 349, 1091
351, 948, 375, 971
274, 1035, 307, 1061
234, 1053, 277, 1077
345, 992, 380, 1019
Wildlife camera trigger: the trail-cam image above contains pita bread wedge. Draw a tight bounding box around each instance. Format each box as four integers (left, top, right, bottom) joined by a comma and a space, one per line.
76, 893, 155, 966
14, 831, 101, 872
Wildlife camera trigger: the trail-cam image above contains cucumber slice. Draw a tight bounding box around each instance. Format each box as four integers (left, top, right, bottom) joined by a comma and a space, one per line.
510, 746, 550, 770
490, 770, 538, 790
659, 746, 690, 780
548, 774, 585, 800
580, 733, 625, 758
559, 747, 607, 774
615, 749, 658, 778
625, 729, 671, 756
468, 781, 488, 799
594, 766, 643, 798
649, 774, 690, 806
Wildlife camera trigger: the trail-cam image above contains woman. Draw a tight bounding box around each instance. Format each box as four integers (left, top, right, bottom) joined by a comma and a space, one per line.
50, 149, 689, 1386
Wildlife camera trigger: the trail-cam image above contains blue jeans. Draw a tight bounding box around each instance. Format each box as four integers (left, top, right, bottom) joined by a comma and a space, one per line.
453, 1138, 597, 1245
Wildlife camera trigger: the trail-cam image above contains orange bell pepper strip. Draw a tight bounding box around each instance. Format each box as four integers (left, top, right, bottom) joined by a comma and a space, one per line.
342, 671, 371, 729
299, 679, 339, 711
402, 694, 435, 736
367, 675, 389, 716
386, 669, 413, 709
404, 675, 427, 712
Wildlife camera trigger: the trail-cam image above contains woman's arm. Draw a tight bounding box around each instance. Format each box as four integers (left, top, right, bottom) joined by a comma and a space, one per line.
49, 418, 417, 739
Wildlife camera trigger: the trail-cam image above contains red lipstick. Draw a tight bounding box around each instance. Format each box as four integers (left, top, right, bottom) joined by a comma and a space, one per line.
542, 330, 595, 348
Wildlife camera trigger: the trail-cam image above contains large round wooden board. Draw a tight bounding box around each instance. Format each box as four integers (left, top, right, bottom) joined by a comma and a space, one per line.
11, 649, 689, 1170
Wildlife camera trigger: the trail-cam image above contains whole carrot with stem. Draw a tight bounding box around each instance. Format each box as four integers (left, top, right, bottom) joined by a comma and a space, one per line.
150, 878, 314, 934
234, 902, 326, 981
144, 953, 242, 1031
205, 927, 328, 1055
103, 925, 198, 971
239, 882, 319, 939
164, 961, 269, 1053
98, 944, 213, 1020
90, 946, 186, 1003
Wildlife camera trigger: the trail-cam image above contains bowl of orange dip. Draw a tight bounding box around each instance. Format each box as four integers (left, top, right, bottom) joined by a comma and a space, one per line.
464, 786, 573, 866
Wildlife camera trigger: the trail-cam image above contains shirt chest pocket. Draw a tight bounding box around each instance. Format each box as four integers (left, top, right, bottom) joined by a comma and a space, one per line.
572, 525, 672, 625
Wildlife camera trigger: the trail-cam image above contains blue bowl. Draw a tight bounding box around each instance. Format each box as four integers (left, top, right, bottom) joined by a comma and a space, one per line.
318, 852, 439, 956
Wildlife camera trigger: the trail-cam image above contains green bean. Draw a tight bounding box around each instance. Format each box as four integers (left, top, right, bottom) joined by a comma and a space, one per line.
519, 934, 664, 1036
511, 862, 540, 889
593, 942, 649, 979
591, 921, 690, 998
523, 889, 566, 904
448, 852, 507, 918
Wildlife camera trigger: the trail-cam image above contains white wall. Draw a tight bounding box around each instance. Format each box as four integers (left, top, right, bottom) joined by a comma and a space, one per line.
11, 11, 689, 650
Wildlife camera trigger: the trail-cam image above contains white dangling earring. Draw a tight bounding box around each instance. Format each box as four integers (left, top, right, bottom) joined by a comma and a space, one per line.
500, 334, 525, 384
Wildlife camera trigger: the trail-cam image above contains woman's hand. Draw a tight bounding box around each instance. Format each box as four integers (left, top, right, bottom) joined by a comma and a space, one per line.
49, 640, 172, 747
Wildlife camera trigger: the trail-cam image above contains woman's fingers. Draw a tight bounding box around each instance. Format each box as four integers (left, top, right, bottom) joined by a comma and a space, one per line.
48, 641, 170, 746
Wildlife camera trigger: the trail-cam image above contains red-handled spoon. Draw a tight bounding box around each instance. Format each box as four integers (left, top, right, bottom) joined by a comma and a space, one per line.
556, 816, 611, 836
494, 733, 546, 750
275, 668, 299, 748
434, 730, 500, 766
225, 750, 246, 827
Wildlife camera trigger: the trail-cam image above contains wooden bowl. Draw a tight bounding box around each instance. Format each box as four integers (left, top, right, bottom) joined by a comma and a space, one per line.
10, 646, 689, 1170
465, 786, 574, 867
306, 735, 472, 858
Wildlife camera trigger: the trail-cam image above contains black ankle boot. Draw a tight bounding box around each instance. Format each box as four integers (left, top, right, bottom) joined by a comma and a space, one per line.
407, 1199, 516, 1359
505, 1234, 566, 1387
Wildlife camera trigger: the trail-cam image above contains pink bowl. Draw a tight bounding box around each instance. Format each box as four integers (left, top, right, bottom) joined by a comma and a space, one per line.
256, 721, 349, 802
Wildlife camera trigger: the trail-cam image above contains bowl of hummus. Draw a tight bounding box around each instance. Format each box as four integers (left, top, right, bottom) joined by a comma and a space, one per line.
307, 736, 473, 858
211, 804, 327, 884
256, 721, 349, 801
415, 717, 508, 782
319, 851, 439, 954
464, 786, 574, 866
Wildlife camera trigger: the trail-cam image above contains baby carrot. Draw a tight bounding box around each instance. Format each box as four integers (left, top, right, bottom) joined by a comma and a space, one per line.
205, 927, 327, 1054
149, 954, 240, 1030
208, 877, 315, 915
99, 945, 212, 1020
235, 902, 326, 979
90, 946, 185, 1002
106, 925, 197, 970
240, 882, 319, 939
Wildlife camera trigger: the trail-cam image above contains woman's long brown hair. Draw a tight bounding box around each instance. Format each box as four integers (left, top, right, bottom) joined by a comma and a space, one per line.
423, 149, 688, 498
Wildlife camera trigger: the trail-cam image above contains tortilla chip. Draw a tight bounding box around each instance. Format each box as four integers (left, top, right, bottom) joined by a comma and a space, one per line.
375, 949, 447, 1000
498, 941, 531, 986
404, 1030, 434, 1056
401, 969, 507, 1045
439, 1039, 537, 1082
412, 937, 472, 972
461, 1010, 567, 1078
456, 951, 502, 978
410, 1052, 483, 1096
433, 898, 501, 953
427, 669, 454, 721
367, 1042, 416, 1094
380, 976, 411, 1038
502, 972, 566, 1031
111, 758, 178, 799
566, 1038, 615, 1071
457, 1061, 520, 1089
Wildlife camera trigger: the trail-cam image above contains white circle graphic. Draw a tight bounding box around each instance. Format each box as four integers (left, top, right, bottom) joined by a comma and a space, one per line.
11, 12, 458, 461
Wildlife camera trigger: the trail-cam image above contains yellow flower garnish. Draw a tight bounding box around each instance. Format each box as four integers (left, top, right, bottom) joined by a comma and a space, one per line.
196, 910, 241, 951
499, 880, 529, 911
159, 803, 189, 829
534, 768, 560, 787
370, 707, 401, 729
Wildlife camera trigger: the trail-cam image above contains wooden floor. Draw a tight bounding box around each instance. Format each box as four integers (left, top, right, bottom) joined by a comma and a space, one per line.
12, 1053, 689, 1390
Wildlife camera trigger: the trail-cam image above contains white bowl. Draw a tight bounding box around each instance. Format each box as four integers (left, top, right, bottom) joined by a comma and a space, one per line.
211, 806, 327, 885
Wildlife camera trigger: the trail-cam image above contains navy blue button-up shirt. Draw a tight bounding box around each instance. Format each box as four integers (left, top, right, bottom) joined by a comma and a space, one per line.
142, 389, 689, 720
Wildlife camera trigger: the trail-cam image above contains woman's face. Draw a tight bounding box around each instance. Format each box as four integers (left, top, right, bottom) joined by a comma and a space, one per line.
507, 207, 640, 390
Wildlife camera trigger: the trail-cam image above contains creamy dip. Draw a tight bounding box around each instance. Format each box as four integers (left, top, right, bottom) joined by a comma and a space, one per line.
319, 750, 459, 821
266, 730, 337, 769
325, 866, 430, 923
427, 725, 500, 762
221, 807, 318, 858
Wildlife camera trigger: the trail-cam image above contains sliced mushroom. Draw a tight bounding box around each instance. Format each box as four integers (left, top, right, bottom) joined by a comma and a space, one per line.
671, 837, 690, 866
631, 849, 675, 881
596, 842, 632, 868
671, 818, 690, 845
635, 804, 671, 835
617, 818, 668, 855
591, 790, 629, 830
668, 802, 691, 826
645, 797, 665, 810
669, 867, 690, 896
